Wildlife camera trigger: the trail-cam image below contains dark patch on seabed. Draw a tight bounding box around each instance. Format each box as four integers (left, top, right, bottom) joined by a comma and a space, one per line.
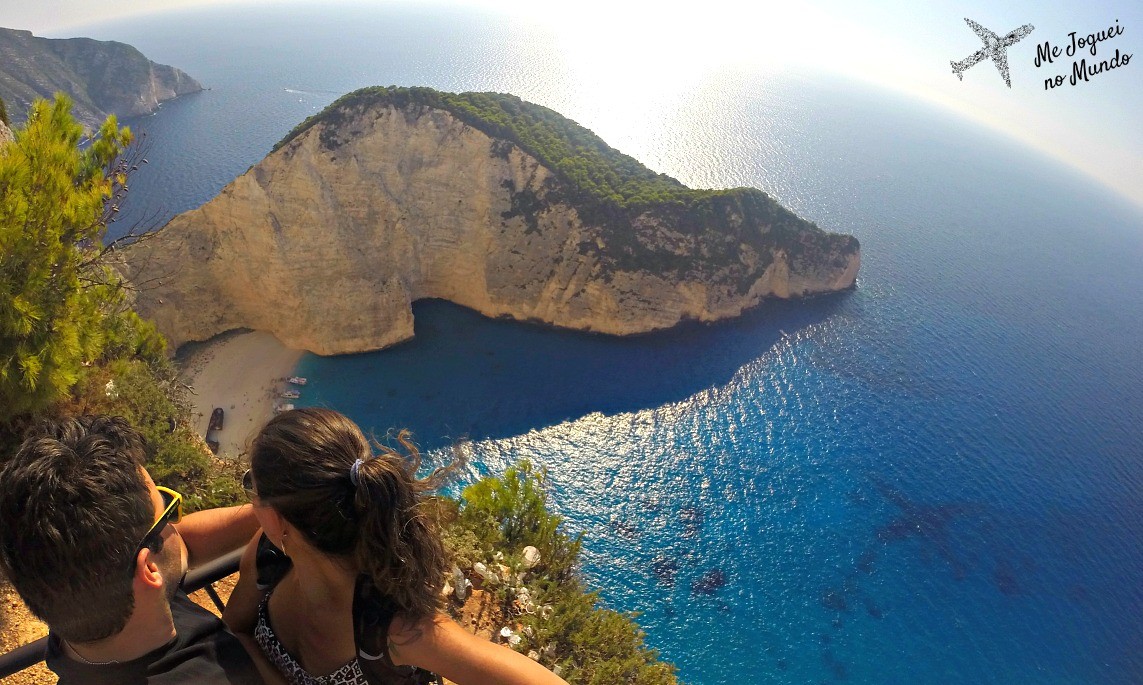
810, 477, 1036, 680
820, 475, 1140, 681
651, 555, 678, 587
820, 646, 849, 680
642, 503, 718, 593
679, 506, 704, 539
608, 515, 641, 540
690, 569, 727, 596
870, 478, 979, 581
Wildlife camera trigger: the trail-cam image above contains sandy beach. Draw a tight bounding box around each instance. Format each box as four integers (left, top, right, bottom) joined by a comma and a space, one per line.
179, 331, 306, 458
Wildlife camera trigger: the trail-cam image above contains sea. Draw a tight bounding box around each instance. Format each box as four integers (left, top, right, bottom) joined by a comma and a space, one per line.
67, 4, 1142, 683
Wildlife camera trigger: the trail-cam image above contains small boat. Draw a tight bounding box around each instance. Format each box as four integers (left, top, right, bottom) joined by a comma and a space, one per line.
287, 376, 308, 386
280, 390, 301, 399
209, 407, 224, 431
206, 439, 220, 454
274, 403, 295, 413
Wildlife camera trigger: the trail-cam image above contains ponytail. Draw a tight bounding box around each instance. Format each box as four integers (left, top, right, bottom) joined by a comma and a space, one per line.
351, 430, 450, 620
250, 410, 455, 622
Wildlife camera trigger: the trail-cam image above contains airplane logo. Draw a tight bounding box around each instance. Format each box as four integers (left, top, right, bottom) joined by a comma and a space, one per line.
951, 18, 1035, 87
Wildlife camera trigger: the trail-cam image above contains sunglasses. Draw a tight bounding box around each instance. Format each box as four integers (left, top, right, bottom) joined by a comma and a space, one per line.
241, 469, 256, 500
134, 486, 183, 562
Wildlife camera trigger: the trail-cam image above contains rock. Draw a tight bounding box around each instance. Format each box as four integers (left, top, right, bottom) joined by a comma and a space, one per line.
473, 561, 498, 584
0, 28, 203, 130
499, 626, 522, 647
124, 89, 859, 354
521, 545, 541, 569
451, 566, 468, 602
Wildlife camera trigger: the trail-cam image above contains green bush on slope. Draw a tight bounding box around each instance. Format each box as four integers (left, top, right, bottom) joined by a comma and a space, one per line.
68, 355, 242, 511
0, 94, 132, 419
0, 96, 238, 510
443, 461, 677, 684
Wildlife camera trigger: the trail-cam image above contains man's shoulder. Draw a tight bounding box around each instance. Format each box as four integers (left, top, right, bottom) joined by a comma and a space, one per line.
169, 590, 229, 632
47, 592, 261, 685
154, 591, 261, 683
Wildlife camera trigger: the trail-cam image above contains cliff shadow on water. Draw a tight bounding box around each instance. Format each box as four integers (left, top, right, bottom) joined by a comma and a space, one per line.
294, 293, 851, 452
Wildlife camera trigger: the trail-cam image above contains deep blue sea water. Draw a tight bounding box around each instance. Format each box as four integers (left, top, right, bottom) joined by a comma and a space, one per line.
69, 5, 1143, 683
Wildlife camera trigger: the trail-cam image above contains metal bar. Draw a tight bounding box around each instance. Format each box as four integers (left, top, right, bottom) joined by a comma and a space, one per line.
203, 584, 226, 614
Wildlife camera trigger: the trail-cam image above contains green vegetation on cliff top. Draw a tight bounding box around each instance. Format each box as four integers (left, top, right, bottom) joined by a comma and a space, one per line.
274, 87, 857, 285
279, 87, 753, 206
442, 461, 677, 683
277, 86, 703, 208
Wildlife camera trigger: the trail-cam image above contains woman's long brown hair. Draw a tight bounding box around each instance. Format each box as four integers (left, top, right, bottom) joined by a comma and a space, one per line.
250, 407, 453, 621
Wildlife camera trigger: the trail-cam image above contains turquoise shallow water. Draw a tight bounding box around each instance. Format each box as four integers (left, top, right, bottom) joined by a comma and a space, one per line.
73, 5, 1143, 682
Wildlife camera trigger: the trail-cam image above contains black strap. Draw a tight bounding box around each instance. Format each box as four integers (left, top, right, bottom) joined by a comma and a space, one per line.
254, 534, 292, 591
353, 577, 440, 685
253, 534, 439, 685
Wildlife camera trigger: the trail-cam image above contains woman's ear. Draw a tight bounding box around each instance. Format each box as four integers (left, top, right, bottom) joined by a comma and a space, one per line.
253, 504, 287, 546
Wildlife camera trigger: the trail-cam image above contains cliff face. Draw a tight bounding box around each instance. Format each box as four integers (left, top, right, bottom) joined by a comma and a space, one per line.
0, 28, 202, 129
124, 100, 859, 355
0, 120, 11, 144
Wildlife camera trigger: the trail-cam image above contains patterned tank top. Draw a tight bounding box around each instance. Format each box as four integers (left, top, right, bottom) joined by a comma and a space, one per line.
254, 594, 370, 685
254, 534, 440, 685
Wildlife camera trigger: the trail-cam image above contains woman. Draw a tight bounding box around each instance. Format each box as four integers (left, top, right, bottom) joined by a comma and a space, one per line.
223, 408, 567, 685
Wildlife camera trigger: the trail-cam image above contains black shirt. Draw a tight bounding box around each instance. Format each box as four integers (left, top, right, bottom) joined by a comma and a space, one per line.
45, 591, 262, 685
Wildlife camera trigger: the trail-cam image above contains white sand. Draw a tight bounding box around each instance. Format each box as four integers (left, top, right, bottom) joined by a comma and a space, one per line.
180, 331, 306, 458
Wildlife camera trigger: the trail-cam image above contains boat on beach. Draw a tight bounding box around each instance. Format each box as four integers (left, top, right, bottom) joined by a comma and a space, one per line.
209, 407, 224, 431
274, 403, 295, 413
280, 390, 300, 399
287, 376, 308, 385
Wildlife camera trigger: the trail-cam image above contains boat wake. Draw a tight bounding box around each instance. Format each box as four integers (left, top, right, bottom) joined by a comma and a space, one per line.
283, 87, 340, 95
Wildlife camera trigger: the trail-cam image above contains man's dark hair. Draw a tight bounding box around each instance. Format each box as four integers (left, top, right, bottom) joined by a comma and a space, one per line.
0, 415, 154, 643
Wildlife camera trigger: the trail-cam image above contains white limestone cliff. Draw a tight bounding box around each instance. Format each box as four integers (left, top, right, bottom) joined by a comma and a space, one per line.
123, 103, 859, 355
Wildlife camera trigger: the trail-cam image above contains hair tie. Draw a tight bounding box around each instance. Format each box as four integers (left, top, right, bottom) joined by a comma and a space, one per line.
349, 458, 364, 487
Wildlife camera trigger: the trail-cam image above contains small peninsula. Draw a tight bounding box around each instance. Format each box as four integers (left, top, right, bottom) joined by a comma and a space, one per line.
124, 87, 860, 355
0, 27, 202, 129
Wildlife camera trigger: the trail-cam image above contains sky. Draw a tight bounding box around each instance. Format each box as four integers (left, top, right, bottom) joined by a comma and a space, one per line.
5, 0, 1142, 209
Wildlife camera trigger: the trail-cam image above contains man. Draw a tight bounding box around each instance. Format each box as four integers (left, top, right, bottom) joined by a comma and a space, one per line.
0, 415, 279, 683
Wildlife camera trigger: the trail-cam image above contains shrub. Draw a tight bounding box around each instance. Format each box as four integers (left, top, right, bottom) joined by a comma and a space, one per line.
0, 95, 132, 419
444, 462, 677, 684
70, 357, 241, 511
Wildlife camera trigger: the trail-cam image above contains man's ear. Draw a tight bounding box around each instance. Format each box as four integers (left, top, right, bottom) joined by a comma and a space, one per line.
134, 546, 165, 591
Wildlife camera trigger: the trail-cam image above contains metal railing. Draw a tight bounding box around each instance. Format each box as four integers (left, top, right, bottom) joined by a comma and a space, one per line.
0, 548, 243, 679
